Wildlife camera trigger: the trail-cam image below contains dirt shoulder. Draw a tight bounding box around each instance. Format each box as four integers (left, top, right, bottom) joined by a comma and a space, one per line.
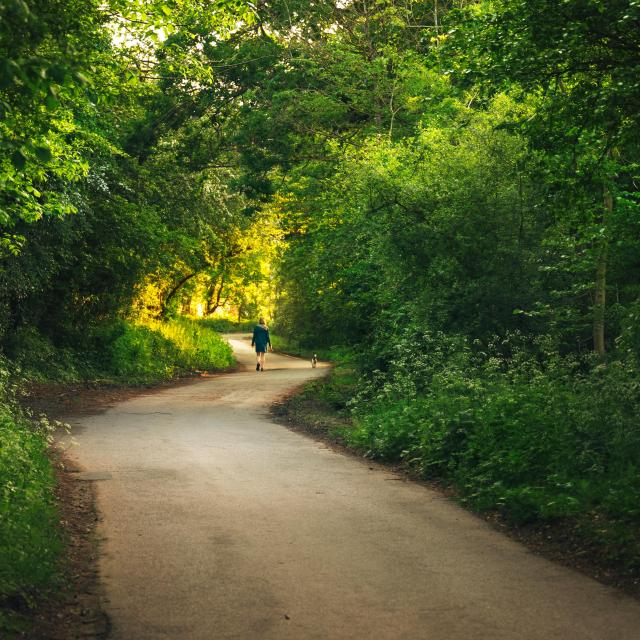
271, 382, 640, 602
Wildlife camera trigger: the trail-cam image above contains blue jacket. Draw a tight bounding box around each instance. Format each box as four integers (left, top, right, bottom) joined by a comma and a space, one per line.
251, 325, 271, 352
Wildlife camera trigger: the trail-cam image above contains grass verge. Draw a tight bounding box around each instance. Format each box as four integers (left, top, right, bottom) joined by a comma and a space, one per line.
6, 317, 235, 385
272, 363, 357, 441
0, 362, 62, 636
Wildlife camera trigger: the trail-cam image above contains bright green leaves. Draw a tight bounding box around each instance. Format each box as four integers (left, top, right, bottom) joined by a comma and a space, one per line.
0, 0, 157, 271
443, 0, 640, 141
108, 0, 257, 43
0, 0, 106, 247
0, 105, 92, 250
0, 391, 62, 606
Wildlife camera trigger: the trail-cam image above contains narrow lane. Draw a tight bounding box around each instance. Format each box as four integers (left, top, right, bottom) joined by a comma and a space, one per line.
64, 335, 640, 639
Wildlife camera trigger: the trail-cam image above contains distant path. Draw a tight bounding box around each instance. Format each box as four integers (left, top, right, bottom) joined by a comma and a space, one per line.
63, 335, 640, 639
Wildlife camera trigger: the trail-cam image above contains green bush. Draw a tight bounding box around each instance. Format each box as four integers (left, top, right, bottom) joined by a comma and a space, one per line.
5, 318, 235, 385
149, 318, 235, 371
108, 322, 181, 380
0, 359, 61, 610
4, 327, 84, 383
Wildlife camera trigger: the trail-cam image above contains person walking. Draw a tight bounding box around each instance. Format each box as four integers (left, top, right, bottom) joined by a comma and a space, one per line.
251, 317, 272, 371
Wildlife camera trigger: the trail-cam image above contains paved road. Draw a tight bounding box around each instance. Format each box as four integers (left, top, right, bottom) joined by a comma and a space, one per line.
65, 335, 640, 639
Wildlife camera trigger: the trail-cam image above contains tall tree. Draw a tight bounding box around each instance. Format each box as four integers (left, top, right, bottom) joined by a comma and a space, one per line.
443, 0, 640, 355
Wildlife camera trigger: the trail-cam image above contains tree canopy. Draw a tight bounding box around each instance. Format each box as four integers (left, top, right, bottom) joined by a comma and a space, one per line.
0, 0, 638, 357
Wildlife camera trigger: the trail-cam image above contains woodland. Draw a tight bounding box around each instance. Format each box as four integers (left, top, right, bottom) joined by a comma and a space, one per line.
1, 0, 640, 624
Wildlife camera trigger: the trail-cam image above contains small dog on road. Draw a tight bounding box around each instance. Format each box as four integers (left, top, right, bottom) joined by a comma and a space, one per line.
311, 353, 318, 368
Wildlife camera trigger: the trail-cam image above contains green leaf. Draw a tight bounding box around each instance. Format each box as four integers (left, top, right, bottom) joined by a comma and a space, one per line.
48, 64, 67, 83
0, 61, 16, 90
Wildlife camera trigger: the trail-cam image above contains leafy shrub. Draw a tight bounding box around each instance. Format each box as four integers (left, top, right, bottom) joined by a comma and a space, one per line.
3, 327, 83, 382
5, 318, 235, 384
148, 318, 235, 371
108, 322, 182, 380
0, 358, 61, 609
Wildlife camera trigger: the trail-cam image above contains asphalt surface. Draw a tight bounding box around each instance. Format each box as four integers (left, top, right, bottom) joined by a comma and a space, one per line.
63, 335, 640, 639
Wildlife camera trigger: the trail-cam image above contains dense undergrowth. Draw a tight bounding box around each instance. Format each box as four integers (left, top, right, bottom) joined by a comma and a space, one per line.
0, 358, 61, 634
348, 337, 640, 565
0, 318, 233, 632
110, 318, 234, 381
197, 318, 256, 333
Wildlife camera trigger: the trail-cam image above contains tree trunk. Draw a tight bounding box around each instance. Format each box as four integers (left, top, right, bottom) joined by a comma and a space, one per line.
593, 187, 612, 359
161, 273, 197, 317
206, 274, 226, 316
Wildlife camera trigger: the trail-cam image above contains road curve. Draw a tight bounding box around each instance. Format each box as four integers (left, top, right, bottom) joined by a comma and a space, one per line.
63, 335, 640, 640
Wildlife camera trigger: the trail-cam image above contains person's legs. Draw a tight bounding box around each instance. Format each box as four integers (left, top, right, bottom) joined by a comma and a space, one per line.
258, 351, 266, 370
256, 351, 261, 371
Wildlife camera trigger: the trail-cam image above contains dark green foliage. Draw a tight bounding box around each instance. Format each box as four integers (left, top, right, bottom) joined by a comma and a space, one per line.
197, 318, 256, 333
0, 359, 61, 610
270, 6, 640, 569
269, 332, 353, 364
276, 95, 548, 347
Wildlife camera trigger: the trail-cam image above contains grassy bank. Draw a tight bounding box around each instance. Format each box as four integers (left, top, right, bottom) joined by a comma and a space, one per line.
6, 317, 234, 384
272, 363, 357, 439
109, 318, 234, 381
0, 360, 61, 635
